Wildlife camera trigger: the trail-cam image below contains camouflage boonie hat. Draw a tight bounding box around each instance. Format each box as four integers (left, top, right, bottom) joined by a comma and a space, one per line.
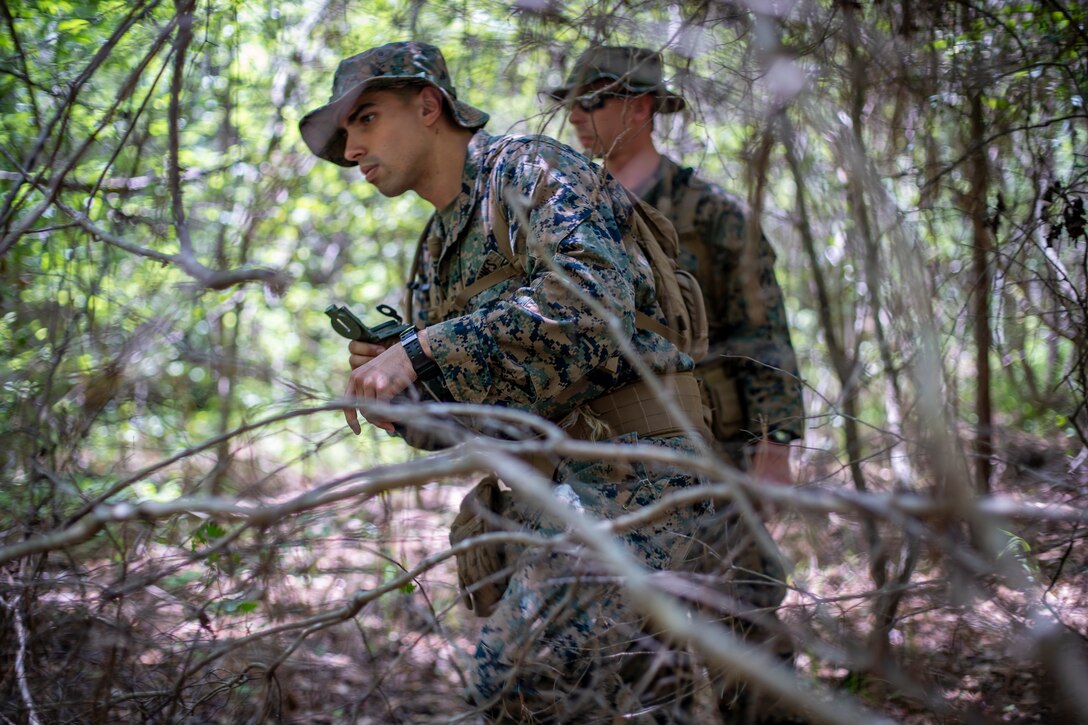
300, 41, 489, 167
542, 46, 686, 114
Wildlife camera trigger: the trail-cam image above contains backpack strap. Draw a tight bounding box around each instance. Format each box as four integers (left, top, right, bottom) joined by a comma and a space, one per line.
408, 138, 527, 321
405, 216, 434, 324
435, 170, 526, 317
650, 162, 698, 235
675, 174, 701, 236
622, 188, 689, 349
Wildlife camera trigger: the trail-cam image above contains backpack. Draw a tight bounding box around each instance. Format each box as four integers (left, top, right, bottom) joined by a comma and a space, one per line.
616, 188, 709, 362
408, 141, 709, 363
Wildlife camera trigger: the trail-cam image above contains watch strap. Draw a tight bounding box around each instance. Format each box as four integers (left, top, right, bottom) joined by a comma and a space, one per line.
400, 327, 441, 382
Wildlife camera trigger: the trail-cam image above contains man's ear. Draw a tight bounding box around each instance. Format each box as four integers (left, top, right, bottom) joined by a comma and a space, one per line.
419, 86, 445, 127
631, 94, 656, 127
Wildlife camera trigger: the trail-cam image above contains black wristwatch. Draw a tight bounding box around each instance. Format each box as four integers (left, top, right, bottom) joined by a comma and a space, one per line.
400, 327, 441, 382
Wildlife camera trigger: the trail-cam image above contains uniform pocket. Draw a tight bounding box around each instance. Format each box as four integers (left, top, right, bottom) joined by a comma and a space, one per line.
699, 364, 743, 441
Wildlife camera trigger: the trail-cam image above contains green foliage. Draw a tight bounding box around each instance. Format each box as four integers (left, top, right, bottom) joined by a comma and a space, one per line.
998, 529, 1040, 582
0, 1, 1085, 721
192, 520, 227, 548
0, 0, 1082, 540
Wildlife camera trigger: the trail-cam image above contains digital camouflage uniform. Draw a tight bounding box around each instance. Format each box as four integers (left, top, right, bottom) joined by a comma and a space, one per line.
299, 41, 721, 722
411, 130, 709, 720
641, 158, 801, 722
639, 156, 804, 451
543, 46, 805, 723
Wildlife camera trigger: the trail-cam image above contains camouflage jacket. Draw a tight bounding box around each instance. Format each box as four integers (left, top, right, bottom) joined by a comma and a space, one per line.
411, 131, 691, 425
640, 156, 804, 441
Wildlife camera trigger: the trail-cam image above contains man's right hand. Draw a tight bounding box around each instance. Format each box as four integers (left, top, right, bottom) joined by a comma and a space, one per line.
348, 340, 388, 370
343, 342, 417, 435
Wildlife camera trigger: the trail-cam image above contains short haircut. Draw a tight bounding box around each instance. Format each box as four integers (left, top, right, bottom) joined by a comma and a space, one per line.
379, 80, 458, 125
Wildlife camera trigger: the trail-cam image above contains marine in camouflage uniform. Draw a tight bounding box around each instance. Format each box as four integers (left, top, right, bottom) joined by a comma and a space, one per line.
544, 47, 805, 723
301, 41, 711, 722
640, 159, 804, 450
543, 46, 804, 456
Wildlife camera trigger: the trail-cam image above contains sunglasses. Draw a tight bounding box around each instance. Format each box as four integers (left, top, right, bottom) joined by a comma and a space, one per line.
567, 91, 635, 112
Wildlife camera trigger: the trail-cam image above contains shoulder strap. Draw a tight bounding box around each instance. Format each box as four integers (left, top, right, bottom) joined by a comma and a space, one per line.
405, 216, 435, 324
625, 187, 680, 257
622, 188, 689, 345
488, 170, 518, 266
675, 172, 702, 236
437, 140, 527, 318
419, 137, 528, 320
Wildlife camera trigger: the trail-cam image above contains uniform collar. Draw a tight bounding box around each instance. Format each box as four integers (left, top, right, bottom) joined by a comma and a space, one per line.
640, 155, 682, 200
433, 129, 493, 257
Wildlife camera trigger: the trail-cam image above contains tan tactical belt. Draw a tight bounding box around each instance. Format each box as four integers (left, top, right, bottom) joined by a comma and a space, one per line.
565, 372, 708, 441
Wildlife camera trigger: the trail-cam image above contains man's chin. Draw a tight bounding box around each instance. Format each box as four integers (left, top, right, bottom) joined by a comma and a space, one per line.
371, 180, 406, 198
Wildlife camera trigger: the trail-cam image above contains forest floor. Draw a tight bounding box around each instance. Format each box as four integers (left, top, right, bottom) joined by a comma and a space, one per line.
243, 436, 1087, 725
37, 438, 1084, 724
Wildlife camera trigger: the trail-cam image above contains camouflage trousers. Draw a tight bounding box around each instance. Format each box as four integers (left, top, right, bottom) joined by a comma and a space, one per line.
462, 435, 793, 723
465, 432, 711, 723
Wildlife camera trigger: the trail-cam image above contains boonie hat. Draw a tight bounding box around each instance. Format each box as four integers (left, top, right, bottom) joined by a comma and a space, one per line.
300, 41, 489, 167
542, 46, 686, 114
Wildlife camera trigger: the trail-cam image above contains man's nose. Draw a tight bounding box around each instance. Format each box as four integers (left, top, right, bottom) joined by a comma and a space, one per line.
568, 106, 586, 125
343, 131, 366, 162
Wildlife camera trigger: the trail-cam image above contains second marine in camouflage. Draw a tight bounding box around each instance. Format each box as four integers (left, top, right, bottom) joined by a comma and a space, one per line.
544, 45, 805, 475
544, 45, 805, 723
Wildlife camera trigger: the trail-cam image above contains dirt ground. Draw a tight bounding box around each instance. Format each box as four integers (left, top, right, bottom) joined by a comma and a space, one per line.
223, 442, 1088, 724
10, 440, 1086, 724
